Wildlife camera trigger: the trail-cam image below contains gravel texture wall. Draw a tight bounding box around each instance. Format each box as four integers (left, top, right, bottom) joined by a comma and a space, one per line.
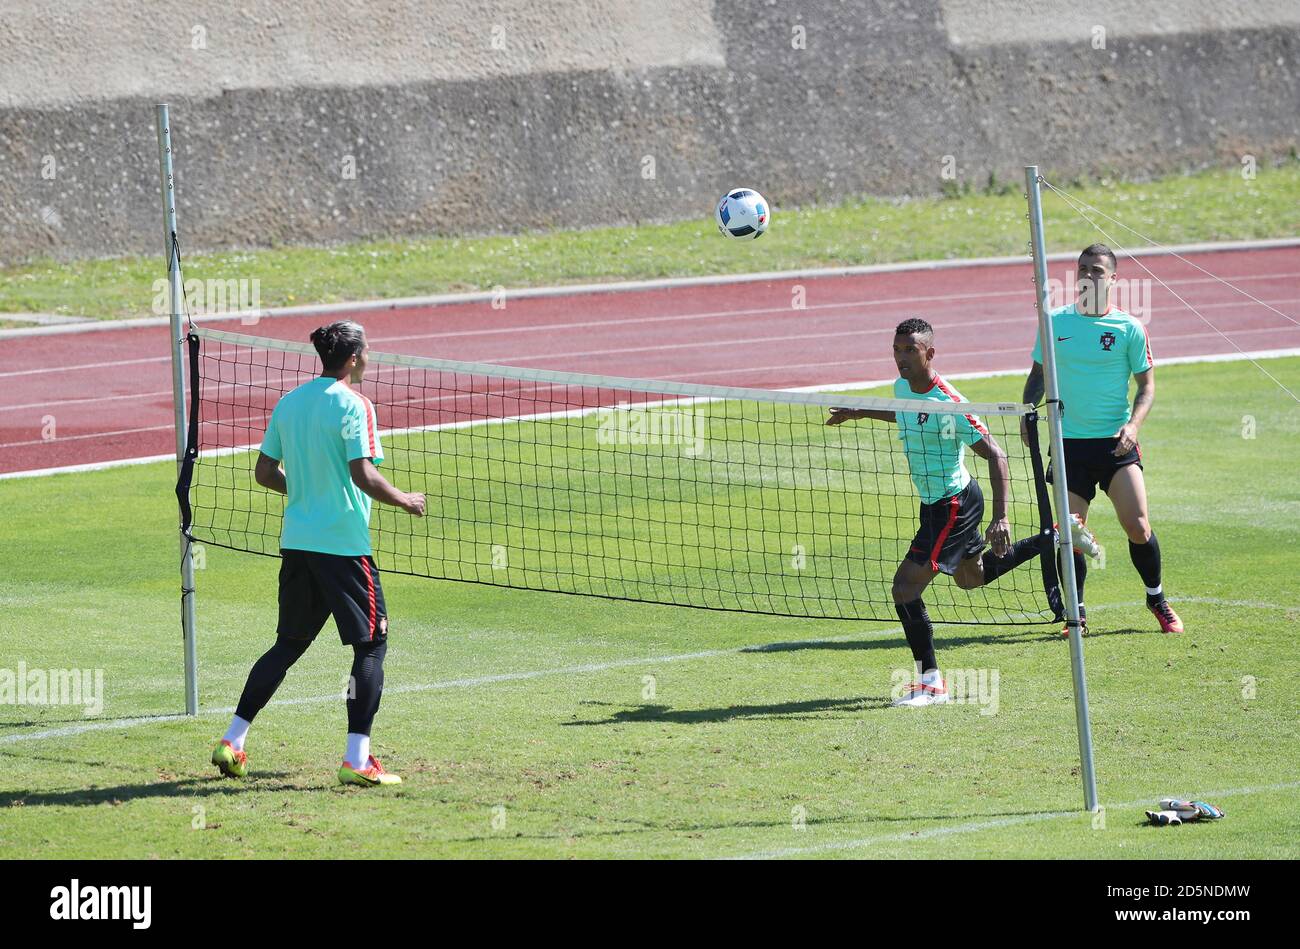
1, 0, 1296, 261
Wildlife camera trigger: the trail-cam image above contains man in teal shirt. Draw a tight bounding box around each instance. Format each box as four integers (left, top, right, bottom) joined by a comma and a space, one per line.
830, 318, 1052, 706
211, 321, 426, 786
1023, 243, 1182, 636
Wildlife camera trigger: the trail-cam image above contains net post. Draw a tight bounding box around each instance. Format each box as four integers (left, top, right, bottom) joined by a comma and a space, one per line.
1025, 165, 1099, 813
157, 103, 199, 716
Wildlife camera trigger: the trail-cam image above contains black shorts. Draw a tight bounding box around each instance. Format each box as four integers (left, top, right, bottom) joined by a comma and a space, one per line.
905, 480, 987, 575
1047, 437, 1143, 503
277, 549, 388, 645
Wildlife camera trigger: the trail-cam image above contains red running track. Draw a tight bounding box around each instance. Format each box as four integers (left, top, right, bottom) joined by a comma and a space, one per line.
1, 245, 1297, 475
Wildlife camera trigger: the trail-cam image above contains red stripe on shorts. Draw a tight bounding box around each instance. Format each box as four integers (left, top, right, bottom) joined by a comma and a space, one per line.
929, 495, 962, 572
361, 557, 376, 640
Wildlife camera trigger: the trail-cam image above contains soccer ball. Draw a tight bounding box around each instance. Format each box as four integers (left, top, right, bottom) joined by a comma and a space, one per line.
715, 188, 770, 240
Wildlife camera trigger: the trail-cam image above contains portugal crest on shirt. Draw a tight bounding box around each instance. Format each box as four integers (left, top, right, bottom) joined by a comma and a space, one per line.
1099, 331, 1116, 351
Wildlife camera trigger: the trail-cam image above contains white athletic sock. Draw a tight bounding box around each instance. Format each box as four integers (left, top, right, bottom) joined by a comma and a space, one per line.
921, 668, 944, 688
346, 733, 370, 770
223, 715, 251, 752
1146, 585, 1163, 597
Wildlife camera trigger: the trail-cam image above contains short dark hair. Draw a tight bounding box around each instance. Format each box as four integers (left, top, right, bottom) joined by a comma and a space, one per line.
1079, 243, 1117, 271
895, 317, 934, 339
310, 320, 366, 372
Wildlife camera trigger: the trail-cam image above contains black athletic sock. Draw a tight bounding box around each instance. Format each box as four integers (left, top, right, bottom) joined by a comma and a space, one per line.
980, 536, 1042, 583
235, 635, 312, 722
347, 639, 388, 736
1129, 532, 1164, 605
894, 598, 937, 673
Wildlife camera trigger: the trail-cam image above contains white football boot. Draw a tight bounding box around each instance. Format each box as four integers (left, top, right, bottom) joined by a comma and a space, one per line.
1067, 513, 1101, 560
892, 676, 950, 707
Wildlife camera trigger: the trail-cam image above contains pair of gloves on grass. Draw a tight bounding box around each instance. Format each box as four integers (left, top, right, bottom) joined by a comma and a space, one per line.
1145, 799, 1225, 826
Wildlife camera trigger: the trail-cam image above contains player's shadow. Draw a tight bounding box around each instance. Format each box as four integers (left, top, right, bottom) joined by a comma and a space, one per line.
0, 773, 325, 809
564, 695, 892, 726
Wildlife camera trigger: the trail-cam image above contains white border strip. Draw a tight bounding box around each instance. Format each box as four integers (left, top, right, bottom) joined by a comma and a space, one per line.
4, 237, 1297, 339
3, 347, 1297, 481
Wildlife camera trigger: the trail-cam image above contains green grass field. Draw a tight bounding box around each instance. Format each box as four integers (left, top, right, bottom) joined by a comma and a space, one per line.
1, 358, 1297, 858
3, 161, 1299, 323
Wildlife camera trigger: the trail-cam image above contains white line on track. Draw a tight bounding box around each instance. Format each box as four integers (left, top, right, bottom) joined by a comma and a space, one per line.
0, 596, 1292, 747
2, 279, 1297, 379
369, 286, 1300, 348
726, 780, 1300, 859
0, 355, 173, 380
3, 316, 1299, 420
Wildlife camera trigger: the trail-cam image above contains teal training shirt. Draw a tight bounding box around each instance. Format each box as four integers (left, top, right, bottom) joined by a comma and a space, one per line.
893, 375, 989, 504
1031, 304, 1153, 439
260, 377, 384, 556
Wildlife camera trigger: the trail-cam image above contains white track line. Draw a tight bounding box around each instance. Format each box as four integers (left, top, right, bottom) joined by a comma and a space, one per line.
727, 780, 1300, 860
1, 595, 1292, 747
7, 292, 1299, 413
370, 285, 1300, 348
0, 355, 174, 379
3, 317, 1298, 419
5, 314, 1300, 419
3, 237, 1297, 340
3, 270, 1297, 376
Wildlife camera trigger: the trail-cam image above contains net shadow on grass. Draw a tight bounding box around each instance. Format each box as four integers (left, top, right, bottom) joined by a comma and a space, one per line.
564, 695, 893, 726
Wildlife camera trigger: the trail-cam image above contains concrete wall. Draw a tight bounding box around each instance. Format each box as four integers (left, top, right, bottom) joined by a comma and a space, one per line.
1, 0, 1297, 262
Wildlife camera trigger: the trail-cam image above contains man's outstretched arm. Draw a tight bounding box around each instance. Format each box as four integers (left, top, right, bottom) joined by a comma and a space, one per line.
827, 407, 896, 425
349, 458, 426, 516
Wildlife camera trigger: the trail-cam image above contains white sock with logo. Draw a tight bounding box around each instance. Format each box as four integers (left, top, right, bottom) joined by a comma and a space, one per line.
222, 715, 251, 752
921, 668, 944, 689
346, 733, 370, 770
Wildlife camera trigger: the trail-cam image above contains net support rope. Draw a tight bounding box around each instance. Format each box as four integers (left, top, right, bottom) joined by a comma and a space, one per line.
1041, 177, 1299, 403
178, 325, 1062, 625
